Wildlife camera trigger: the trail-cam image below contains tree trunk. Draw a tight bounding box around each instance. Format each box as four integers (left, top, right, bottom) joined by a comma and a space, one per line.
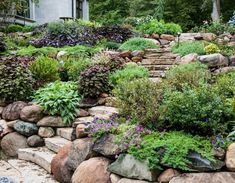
211, 0, 220, 22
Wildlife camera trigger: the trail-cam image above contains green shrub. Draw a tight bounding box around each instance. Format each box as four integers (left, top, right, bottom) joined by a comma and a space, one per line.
128, 131, 215, 170
213, 71, 235, 98
34, 81, 81, 125
5, 24, 23, 33
119, 37, 158, 51
160, 84, 233, 135
64, 58, 92, 81
219, 45, 235, 56
109, 63, 149, 86
136, 20, 182, 35
17, 46, 58, 56
79, 65, 111, 98
172, 41, 205, 56
29, 56, 60, 85
0, 58, 35, 102
164, 62, 211, 91
113, 78, 162, 128
105, 41, 122, 50
204, 43, 220, 54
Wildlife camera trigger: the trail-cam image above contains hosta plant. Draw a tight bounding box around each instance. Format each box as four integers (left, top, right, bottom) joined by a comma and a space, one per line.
34, 81, 81, 125
0, 57, 35, 103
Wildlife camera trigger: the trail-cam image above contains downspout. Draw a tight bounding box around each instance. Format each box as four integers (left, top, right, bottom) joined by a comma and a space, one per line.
72, 0, 74, 19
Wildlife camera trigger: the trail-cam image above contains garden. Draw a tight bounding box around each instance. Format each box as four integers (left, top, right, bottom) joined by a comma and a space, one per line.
0, 7, 235, 183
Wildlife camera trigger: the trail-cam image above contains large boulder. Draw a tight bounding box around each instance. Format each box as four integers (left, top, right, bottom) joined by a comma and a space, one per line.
2, 102, 27, 121
20, 105, 43, 122
201, 33, 217, 41
229, 56, 235, 66
169, 172, 235, 183
38, 127, 55, 138
37, 116, 67, 127
118, 178, 151, 183
93, 134, 119, 157
198, 54, 229, 68
65, 138, 96, 171
160, 34, 175, 41
225, 143, 235, 171
88, 106, 118, 117
51, 142, 73, 183
179, 53, 198, 65
108, 154, 160, 182
27, 135, 45, 147
1, 132, 28, 157
13, 120, 38, 137
214, 66, 235, 75
72, 157, 111, 183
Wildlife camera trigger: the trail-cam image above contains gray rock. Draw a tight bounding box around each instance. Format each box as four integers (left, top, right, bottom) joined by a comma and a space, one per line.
1, 132, 28, 157
65, 138, 96, 171
2, 101, 27, 121
14, 120, 38, 137
0, 176, 16, 183
118, 178, 151, 183
169, 172, 235, 183
20, 104, 43, 122
225, 143, 235, 171
38, 127, 55, 138
0, 119, 13, 138
198, 54, 229, 68
27, 135, 45, 147
108, 154, 160, 181
93, 134, 119, 157
37, 116, 67, 127
187, 151, 224, 171
229, 55, 235, 66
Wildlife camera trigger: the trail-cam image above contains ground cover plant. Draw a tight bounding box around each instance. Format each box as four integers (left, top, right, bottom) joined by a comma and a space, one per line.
34, 81, 81, 125
119, 37, 158, 51
172, 41, 205, 56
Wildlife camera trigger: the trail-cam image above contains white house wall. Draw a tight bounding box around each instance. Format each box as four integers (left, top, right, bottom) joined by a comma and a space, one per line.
34, 0, 73, 24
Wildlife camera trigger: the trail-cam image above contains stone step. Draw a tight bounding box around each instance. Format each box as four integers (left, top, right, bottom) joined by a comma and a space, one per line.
45, 136, 71, 153
149, 77, 163, 83
18, 147, 55, 173
149, 70, 166, 78
143, 64, 173, 71
145, 48, 171, 54
7, 159, 58, 183
142, 58, 176, 65
56, 127, 74, 141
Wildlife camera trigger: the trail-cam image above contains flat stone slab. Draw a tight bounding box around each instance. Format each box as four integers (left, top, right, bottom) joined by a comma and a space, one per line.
88, 106, 118, 117
0, 160, 23, 183
45, 136, 70, 153
56, 128, 74, 141
8, 159, 58, 183
18, 147, 55, 173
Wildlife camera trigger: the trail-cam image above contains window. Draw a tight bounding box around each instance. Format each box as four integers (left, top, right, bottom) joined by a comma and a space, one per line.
76, 0, 83, 18
17, 0, 30, 18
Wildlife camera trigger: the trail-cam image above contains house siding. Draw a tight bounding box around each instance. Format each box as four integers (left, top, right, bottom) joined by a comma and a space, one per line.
34, 0, 73, 24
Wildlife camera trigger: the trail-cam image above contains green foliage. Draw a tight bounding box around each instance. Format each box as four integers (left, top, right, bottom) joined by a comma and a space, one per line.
109, 63, 149, 86
204, 43, 220, 54
64, 58, 92, 81
136, 20, 182, 35
213, 71, 235, 98
105, 42, 121, 50
160, 84, 233, 135
164, 62, 211, 91
34, 81, 81, 125
0, 58, 35, 102
113, 78, 162, 128
119, 38, 158, 51
172, 41, 205, 56
5, 24, 23, 33
219, 45, 235, 56
191, 22, 235, 35
17, 45, 100, 57
128, 131, 215, 170
79, 65, 111, 98
29, 56, 60, 85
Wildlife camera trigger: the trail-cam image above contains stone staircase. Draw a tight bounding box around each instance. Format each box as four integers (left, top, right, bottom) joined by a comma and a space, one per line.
14, 106, 118, 181
142, 48, 178, 81
18, 129, 73, 174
